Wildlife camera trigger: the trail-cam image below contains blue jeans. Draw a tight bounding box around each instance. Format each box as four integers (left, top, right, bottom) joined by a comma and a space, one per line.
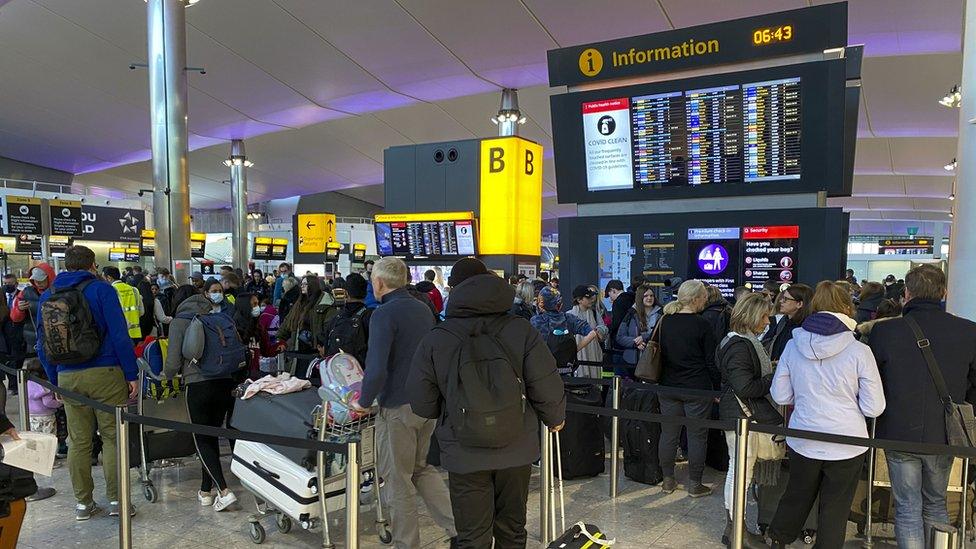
886, 451, 954, 549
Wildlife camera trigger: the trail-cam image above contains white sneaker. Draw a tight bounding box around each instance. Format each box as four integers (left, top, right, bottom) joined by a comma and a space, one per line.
213, 490, 237, 512
197, 490, 214, 506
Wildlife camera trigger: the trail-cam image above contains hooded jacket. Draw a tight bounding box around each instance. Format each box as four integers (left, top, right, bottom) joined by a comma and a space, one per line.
701, 298, 732, 344
717, 335, 781, 425
408, 274, 566, 474
855, 292, 885, 324
162, 294, 221, 384
770, 312, 886, 460
11, 262, 55, 353
36, 270, 139, 385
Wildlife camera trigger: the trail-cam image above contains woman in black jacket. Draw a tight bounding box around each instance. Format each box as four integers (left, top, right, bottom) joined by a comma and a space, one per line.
855, 281, 885, 324
717, 292, 781, 548
762, 283, 813, 361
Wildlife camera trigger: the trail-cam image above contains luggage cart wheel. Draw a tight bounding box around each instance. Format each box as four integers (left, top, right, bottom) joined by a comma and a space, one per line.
143, 483, 158, 503
378, 525, 393, 545
248, 522, 266, 544
275, 513, 292, 534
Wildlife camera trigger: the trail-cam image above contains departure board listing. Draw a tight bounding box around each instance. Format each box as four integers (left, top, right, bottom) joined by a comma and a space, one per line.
583, 77, 800, 191
375, 219, 477, 260
742, 225, 799, 286
687, 227, 740, 298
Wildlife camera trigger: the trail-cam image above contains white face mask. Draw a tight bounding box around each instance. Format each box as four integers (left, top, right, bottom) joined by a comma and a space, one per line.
209, 292, 223, 304
251, 306, 262, 317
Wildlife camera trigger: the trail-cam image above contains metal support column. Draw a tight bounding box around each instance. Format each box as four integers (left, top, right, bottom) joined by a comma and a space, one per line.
345, 440, 360, 549
16, 369, 29, 432
116, 406, 132, 549
146, 0, 192, 278
731, 418, 750, 549
228, 139, 249, 272
609, 376, 621, 498
540, 423, 552, 545
948, 0, 976, 319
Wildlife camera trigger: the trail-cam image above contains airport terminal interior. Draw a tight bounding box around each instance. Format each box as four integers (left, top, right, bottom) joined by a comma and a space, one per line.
0, 0, 973, 547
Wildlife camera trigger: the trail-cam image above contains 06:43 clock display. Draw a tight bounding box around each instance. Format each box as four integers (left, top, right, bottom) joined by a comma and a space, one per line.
753, 25, 793, 45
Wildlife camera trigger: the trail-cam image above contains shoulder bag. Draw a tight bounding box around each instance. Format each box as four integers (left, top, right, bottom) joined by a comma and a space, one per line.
904, 315, 976, 448
719, 336, 785, 461
634, 317, 663, 383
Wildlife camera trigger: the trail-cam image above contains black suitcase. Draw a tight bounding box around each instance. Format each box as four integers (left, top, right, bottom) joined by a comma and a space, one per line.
556, 378, 605, 479
756, 460, 818, 542
229, 388, 321, 470
621, 385, 663, 485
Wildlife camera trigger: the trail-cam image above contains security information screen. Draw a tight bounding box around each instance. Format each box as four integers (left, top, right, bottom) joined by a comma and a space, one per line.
687, 227, 740, 298
742, 225, 799, 286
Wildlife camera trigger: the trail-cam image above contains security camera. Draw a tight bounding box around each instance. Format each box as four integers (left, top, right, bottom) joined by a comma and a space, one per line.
80, 197, 86, 203
53, 195, 59, 200
105, 200, 111, 205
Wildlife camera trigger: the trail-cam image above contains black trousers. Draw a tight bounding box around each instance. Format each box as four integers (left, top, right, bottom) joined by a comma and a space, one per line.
658, 394, 712, 483
768, 448, 865, 548
185, 378, 236, 493
448, 465, 532, 549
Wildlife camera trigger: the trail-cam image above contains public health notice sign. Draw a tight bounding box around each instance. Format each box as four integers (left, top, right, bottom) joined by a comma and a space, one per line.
582, 98, 633, 191
743, 225, 799, 286
4, 196, 42, 236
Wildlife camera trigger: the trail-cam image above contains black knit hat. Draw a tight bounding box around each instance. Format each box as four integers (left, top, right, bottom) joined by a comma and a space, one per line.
448, 257, 490, 287
345, 272, 368, 299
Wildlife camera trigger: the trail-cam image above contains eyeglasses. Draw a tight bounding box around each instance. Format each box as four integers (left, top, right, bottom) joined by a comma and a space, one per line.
782, 296, 800, 303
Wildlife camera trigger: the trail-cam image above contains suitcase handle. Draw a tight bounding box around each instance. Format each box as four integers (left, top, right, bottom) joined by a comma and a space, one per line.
252, 460, 280, 480
547, 431, 617, 546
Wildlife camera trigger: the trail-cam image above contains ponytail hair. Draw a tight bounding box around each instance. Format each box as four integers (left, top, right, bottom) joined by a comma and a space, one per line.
663, 279, 707, 315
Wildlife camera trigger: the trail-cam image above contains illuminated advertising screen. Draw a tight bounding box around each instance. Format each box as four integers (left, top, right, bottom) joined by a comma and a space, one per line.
687, 227, 740, 298
742, 225, 799, 286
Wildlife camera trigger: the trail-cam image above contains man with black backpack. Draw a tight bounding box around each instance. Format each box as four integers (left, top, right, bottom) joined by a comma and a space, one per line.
36, 245, 139, 521
409, 258, 565, 548
317, 272, 372, 367
530, 286, 600, 374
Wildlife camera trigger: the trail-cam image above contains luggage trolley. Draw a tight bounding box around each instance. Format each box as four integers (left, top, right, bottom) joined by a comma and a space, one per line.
244, 404, 391, 546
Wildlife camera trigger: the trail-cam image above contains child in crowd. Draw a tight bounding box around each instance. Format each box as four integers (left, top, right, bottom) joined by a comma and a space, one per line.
26, 358, 68, 456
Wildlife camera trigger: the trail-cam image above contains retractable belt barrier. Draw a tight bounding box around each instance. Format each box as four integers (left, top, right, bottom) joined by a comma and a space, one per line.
0, 363, 347, 454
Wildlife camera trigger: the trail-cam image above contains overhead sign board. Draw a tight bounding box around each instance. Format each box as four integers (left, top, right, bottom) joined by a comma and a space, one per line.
49, 199, 83, 237
297, 213, 336, 254
15, 234, 41, 254
190, 232, 207, 259
4, 196, 42, 236
374, 212, 478, 260
81, 205, 145, 242
325, 241, 341, 262
49, 235, 72, 258
271, 238, 288, 261
879, 238, 934, 256
546, 3, 847, 87
253, 236, 274, 260
140, 229, 156, 257
351, 243, 367, 263
479, 137, 543, 256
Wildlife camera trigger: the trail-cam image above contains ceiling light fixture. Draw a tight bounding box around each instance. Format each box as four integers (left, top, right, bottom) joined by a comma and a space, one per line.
222, 157, 253, 168
491, 88, 526, 136
944, 158, 957, 171
949, 193, 956, 201
939, 85, 962, 108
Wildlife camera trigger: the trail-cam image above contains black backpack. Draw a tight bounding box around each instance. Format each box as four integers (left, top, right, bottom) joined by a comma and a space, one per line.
437, 315, 526, 449
543, 319, 578, 374
324, 306, 369, 365
41, 280, 103, 365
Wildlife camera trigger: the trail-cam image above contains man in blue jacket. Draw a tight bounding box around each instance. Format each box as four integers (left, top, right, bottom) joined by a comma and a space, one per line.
36, 245, 139, 521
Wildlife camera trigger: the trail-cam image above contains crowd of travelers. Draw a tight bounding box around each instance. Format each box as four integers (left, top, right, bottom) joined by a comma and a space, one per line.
0, 244, 973, 549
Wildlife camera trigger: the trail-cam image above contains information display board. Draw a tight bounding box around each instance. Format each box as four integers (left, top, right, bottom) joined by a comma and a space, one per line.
109, 247, 126, 262
49, 199, 83, 237
550, 60, 850, 203
687, 227, 741, 298
14, 234, 40, 254
140, 230, 156, 257
49, 235, 71, 258
374, 213, 478, 260
4, 196, 42, 236
252, 237, 274, 260
270, 238, 288, 261
190, 232, 206, 259
879, 238, 934, 255
743, 225, 799, 286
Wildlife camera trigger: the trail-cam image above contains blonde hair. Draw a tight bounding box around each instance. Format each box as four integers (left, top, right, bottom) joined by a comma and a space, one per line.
372, 257, 409, 289
663, 279, 707, 315
516, 280, 535, 304
810, 280, 856, 317
730, 293, 773, 335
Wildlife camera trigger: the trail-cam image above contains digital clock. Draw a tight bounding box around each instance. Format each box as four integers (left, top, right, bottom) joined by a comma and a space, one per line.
753, 25, 793, 45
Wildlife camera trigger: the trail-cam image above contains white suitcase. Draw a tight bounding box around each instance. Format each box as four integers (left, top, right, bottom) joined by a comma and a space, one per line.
231, 439, 346, 526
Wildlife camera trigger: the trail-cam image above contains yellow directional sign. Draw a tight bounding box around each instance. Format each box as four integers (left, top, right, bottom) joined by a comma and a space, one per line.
297, 213, 336, 254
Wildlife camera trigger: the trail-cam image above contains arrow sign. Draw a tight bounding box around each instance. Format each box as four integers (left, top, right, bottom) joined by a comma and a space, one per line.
297, 213, 336, 254
306, 220, 315, 230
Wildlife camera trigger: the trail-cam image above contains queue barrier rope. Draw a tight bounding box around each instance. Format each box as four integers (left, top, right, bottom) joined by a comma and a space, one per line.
1, 363, 348, 454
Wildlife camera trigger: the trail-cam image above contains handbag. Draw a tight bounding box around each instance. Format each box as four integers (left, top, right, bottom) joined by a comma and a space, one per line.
0, 461, 37, 503
634, 318, 663, 383
730, 393, 786, 461
904, 315, 976, 448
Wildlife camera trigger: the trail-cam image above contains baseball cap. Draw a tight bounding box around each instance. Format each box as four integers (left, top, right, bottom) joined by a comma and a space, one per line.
539, 286, 562, 311
572, 285, 597, 300
29, 267, 48, 283
189, 272, 204, 281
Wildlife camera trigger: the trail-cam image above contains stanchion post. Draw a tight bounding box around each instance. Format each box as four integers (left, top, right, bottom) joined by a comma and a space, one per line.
863, 418, 876, 548
731, 418, 750, 549
540, 422, 552, 545
609, 375, 620, 499
116, 406, 132, 549
345, 440, 360, 549
16, 368, 29, 432
961, 457, 969, 549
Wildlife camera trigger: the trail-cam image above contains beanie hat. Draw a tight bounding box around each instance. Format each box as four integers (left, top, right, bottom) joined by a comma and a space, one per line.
448, 257, 490, 287
345, 273, 368, 300
539, 286, 562, 311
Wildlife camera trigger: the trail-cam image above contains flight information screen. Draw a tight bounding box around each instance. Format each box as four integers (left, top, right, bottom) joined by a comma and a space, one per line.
375, 220, 476, 259
587, 77, 800, 191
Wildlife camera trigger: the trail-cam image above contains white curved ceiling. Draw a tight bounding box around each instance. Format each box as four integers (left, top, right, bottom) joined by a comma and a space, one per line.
0, 0, 965, 232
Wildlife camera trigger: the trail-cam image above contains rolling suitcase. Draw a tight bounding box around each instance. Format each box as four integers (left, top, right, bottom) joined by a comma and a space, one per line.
557, 378, 605, 479
230, 388, 322, 470
621, 385, 663, 485
545, 431, 615, 548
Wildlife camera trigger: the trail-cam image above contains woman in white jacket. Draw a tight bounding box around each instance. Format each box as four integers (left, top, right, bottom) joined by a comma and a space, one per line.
766, 281, 886, 549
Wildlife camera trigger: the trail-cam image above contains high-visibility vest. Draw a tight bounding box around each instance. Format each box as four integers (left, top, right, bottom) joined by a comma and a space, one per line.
112, 280, 142, 339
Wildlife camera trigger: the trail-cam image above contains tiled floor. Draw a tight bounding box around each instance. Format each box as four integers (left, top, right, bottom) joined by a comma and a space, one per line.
7, 397, 910, 548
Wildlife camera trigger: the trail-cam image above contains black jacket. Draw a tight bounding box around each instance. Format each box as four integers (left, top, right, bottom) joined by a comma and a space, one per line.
871, 299, 976, 445
609, 291, 635, 348
701, 299, 732, 343
408, 274, 566, 474
509, 300, 535, 321
856, 293, 884, 324
716, 336, 781, 425
763, 316, 799, 362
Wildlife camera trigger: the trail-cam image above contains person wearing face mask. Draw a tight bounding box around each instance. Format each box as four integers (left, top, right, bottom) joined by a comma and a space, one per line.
231, 293, 269, 378
277, 276, 338, 374
0, 273, 23, 396
272, 262, 292, 307
10, 265, 55, 376
163, 282, 239, 513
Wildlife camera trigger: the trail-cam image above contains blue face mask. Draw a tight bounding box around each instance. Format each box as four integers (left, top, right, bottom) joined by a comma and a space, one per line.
209, 293, 223, 304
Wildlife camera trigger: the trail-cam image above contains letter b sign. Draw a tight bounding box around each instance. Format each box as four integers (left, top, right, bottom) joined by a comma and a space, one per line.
489, 147, 505, 173
524, 149, 534, 175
